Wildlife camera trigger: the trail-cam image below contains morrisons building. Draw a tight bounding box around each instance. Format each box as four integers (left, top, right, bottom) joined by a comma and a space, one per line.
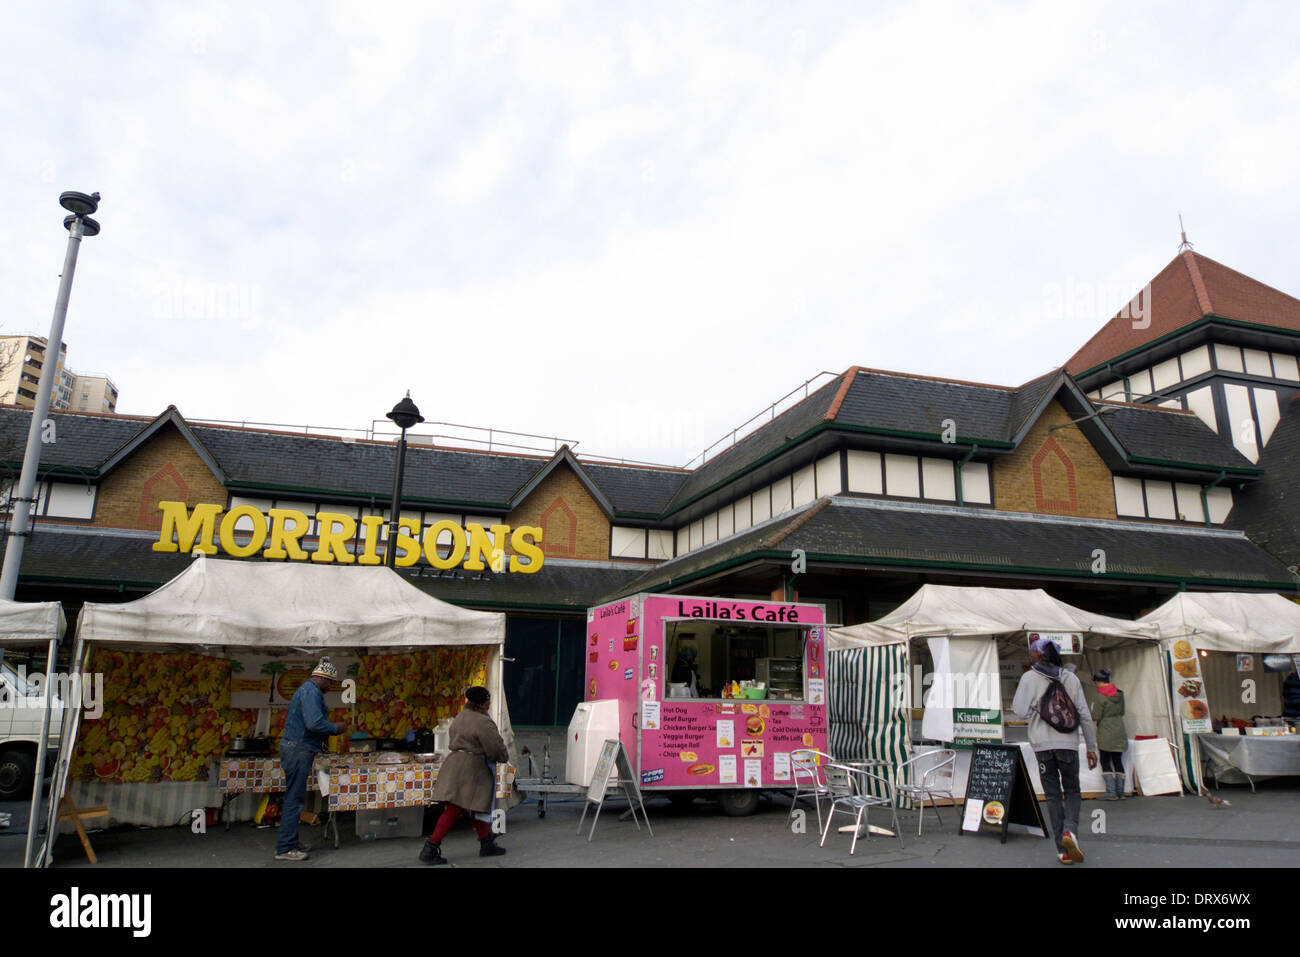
3, 250, 1297, 726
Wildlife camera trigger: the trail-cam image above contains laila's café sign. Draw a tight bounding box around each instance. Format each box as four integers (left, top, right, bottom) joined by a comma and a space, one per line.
150, 501, 544, 573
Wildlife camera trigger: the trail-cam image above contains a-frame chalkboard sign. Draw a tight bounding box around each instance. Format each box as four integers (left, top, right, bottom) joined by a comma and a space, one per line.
577, 739, 653, 842
958, 743, 1046, 843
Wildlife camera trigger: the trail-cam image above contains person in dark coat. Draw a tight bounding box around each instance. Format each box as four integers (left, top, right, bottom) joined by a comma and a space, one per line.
419, 686, 511, 864
1090, 669, 1128, 801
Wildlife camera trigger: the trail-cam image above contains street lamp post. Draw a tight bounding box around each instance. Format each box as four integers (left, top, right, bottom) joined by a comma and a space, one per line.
384, 393, 424, 568
5, 192, 99, 870
0, 192, 101, 601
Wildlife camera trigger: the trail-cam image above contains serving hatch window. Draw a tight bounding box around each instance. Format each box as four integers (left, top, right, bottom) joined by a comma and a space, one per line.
663, 620, 807, 701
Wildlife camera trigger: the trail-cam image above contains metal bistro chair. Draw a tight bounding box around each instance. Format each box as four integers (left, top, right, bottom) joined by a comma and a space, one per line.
894, 749, 956, 837
819, 762, 904, 855
789, 749, 833, 834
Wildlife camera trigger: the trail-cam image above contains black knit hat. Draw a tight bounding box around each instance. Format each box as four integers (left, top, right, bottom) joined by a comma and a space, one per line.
465, 686, 490, 706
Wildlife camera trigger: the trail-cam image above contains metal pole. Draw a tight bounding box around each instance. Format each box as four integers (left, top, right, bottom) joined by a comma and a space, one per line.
23, 636, 59, 868
42, 633, 85, 867
384, 428, 408, 567
0, 219, 87, 600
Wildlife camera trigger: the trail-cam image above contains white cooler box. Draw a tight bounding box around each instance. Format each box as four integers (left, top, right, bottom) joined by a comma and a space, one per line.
565, 699, 621, 785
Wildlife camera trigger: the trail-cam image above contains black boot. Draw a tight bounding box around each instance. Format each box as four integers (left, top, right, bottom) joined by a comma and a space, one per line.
419, 840, 447, 865
479, 835, 507, 858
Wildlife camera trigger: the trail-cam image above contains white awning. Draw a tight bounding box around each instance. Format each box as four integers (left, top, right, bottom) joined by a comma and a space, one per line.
77, 555, 503, 651
1138, 592, 1300, 653
0, 599, 65, 646
829, 584, 1156, 650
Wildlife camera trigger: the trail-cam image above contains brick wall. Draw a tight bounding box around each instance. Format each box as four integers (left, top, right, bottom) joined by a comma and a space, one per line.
994, 400, 1118, 520
94, 425, 229, 531
506, 463, 610, 560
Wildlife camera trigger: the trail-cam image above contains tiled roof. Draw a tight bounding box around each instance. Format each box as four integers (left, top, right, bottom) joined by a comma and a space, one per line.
0, 407, 687, 515
0, 408, 145, 473
609, 497, 1293, 598
1065, 251, 1300, 376
1099, 404, 1257, 472
662, 374, 845, 511
582, 463, 687, 515
1227, 394, 1300, 567
192, 427, 546, 507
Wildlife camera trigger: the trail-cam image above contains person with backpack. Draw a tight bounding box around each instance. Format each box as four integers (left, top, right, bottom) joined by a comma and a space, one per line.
1012, 637, 1098, 864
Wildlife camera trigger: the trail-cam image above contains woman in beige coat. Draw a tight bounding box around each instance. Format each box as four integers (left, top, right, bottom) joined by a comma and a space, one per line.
420, 686, 511, 864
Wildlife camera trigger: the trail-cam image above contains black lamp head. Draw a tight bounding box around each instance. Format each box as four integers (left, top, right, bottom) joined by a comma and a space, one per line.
63, 215, 100, 236
387, 393, 425, 431
59, 191, 100, 216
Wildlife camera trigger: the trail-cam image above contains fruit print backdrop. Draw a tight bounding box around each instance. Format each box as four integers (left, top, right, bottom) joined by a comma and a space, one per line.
72, 647, 490, 784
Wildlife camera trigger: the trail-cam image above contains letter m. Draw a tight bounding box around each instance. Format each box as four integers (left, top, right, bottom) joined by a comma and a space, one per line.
152, 501, 221, 554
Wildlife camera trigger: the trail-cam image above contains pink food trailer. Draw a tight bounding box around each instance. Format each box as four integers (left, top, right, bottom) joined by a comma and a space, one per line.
580, 592, 829, 816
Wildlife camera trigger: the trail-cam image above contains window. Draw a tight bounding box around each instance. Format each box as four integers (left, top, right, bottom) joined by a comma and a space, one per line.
664, 620, 808, 701
884, 454, 920, 497
648, 529, 674, 561
815, 453, 841, 496
846, 450, 882, 494
611, 526, 647, 559
960, 461, 992, 504
921, 457, 956, 501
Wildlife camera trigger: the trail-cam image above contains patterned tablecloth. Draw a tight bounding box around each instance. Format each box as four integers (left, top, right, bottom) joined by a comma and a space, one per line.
217, 754, 515, 809
326, 761, 515, 810
217, 753, 417, 794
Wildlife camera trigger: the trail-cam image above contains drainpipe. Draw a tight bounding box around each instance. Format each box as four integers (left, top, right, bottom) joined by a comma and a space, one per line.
1200, 471, 1226, 528
955, 444, 979, 506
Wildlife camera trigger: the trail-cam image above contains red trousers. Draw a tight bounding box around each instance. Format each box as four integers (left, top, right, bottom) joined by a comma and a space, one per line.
429, 803, 490, 842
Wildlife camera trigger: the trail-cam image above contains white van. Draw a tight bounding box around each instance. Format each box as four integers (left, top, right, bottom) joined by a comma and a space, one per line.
0, 661, 63, 799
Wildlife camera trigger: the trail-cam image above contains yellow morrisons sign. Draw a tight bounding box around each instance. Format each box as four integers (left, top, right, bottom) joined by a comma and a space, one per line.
151, 501, 544, 573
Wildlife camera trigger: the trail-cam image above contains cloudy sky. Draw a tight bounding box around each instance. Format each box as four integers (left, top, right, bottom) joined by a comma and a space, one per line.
3, 2, 1298, 466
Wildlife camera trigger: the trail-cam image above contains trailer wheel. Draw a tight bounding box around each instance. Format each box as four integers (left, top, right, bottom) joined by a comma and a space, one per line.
717, 789, 760, 817
0, 749, 34, 801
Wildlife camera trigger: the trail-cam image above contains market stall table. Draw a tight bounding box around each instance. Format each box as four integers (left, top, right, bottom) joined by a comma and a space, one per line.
1197, 733, 1300, 791
320, 758, 515, 848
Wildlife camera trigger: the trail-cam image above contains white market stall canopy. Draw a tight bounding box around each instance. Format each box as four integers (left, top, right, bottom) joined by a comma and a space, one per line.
0, 599, 66, 646
77, 556, 505, 650
828, 584, 1157, 649
1138, 592, 1300, 654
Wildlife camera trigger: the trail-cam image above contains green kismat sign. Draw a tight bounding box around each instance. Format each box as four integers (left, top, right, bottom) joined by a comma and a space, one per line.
953, 708, 1002, 749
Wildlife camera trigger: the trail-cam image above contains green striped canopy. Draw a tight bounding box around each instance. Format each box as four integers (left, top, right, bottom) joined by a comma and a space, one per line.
828, 644, 911, 804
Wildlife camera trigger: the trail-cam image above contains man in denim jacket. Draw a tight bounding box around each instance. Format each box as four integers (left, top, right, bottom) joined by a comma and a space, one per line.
275, 659, 346, 861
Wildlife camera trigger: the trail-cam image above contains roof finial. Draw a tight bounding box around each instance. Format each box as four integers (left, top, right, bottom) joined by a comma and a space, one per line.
1178, 213, 1193, 252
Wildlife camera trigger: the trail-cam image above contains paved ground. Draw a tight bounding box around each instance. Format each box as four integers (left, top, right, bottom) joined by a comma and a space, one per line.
5, 773, 1299, 870
4, 728, 1298, 869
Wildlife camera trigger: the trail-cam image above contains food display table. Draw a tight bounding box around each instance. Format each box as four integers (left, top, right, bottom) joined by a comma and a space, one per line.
324, 760, 514, 811
216, 753, 515, 839
1197, 733, 1300, 791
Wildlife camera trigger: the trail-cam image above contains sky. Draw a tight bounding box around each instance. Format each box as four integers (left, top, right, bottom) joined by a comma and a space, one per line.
3, 1, 1299, 467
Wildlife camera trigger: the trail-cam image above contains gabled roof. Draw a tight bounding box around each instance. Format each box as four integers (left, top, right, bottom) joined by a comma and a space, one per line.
1065, 251, 1300, 377
658, 365, 1252, 518
98, 406, 227, 484
507, 445, 614, 515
